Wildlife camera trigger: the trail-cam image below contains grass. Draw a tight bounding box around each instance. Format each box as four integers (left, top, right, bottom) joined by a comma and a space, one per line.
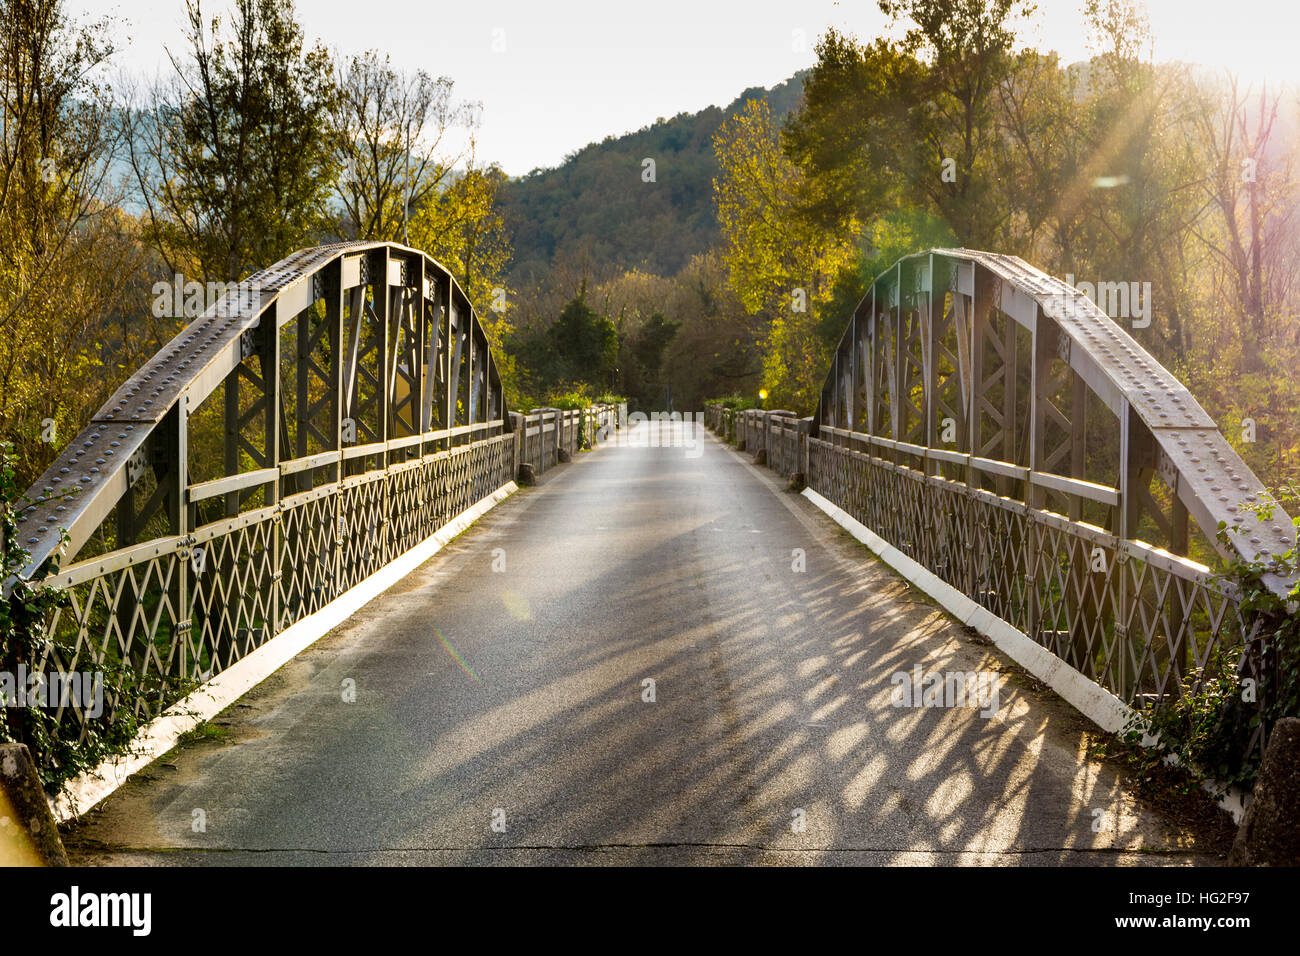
175, 721, 234, 747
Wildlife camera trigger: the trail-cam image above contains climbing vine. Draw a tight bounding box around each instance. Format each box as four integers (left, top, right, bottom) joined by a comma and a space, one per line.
1126, 480, 1300, 791
0, 444, 144, 794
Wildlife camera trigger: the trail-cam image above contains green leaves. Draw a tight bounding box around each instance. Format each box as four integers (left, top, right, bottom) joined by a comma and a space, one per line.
0, 443, 143, 794
135, 0, 338, 283
409, 164, 513, 320
1140, 509, 1300, 791
546, 288, 620, 388
711, 97, 862, 411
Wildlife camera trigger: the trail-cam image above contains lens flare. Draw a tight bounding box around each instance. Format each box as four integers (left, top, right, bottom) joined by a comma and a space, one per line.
501, 591, 531, 620
434, 628, 481, 682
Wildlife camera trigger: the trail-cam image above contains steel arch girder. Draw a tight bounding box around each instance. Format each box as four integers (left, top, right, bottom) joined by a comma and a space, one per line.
813, 248, 1296, 583
14, 241, 507, 580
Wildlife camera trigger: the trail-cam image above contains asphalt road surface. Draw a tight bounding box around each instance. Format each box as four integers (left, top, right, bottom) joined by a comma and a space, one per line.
67, 420, 1229, 865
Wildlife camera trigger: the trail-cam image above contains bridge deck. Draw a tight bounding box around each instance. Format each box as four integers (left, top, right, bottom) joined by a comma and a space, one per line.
66, 422, 1228, 864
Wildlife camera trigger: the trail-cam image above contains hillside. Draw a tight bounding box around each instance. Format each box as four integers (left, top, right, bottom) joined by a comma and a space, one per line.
500, 72, 806, 284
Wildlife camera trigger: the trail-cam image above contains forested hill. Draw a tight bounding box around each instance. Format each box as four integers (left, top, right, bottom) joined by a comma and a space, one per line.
500, 72, 806, 284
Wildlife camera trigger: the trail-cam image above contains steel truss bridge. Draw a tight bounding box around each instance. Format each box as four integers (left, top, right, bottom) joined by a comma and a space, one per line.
9, 241, 618, 753
708, 249, 1297, 757
6, 243, 1296, 779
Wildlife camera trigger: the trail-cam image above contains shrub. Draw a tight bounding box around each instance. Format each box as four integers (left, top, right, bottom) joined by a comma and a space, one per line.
0, 444, 146, 793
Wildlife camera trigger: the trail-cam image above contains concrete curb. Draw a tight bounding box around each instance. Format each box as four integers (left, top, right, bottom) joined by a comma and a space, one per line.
51, 481, 518, 823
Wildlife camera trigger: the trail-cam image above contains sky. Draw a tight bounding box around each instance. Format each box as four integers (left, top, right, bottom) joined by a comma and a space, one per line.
72, 0, 1300, 177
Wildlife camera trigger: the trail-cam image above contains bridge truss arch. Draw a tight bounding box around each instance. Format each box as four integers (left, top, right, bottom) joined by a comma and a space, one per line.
815, 248, 1295, 583
11, 241, 524, 743
18, 240, 508, 577
801, 248, 1296, 726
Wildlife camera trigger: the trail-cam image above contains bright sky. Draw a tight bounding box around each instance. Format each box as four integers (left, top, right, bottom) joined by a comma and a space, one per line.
74, 0, 1299, 176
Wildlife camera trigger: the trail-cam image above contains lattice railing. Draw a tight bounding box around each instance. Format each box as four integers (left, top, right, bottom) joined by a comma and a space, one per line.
10, 240, 637, 776
701, 246, 1298, 764
30, 402, 634, 751
802, 432, 1268, 749
36, 433, 517, 741
702, 402, 1275, 755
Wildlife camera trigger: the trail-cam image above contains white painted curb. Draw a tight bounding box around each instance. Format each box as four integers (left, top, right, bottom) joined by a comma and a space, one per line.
52, 481, 518, 822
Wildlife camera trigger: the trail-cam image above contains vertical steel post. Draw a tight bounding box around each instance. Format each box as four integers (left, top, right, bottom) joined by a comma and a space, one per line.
375, 248, 391, 448
163, 400, 189, 680
261, 300, 282, 637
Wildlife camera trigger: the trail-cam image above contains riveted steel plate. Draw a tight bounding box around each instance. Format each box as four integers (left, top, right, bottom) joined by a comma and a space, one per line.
934, 249, 1214, 430
14, 420, 152, 569
1154, 427, 1296, 562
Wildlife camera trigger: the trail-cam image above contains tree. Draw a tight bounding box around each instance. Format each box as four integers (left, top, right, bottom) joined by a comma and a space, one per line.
129, 0, 337, 283
545, 286, 619, 389
407, 159, 515, 410
878, 0, 1037, 247
658, 252, 766, 410
0, 0, 154, 486
713, 97, 859, 410
1071, 1, 1204, 366
993, 49, 1089, 264
784, 30, 920, 231
1191, 76, 1298, 372
621, 311, 680, 408
409, 162, 512, 314
331, 51, 472, 244
713, 98, 858, 316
